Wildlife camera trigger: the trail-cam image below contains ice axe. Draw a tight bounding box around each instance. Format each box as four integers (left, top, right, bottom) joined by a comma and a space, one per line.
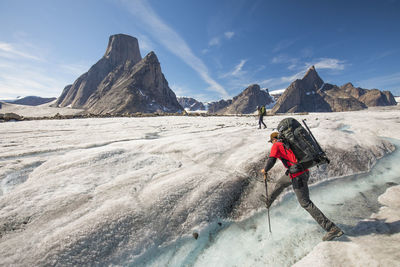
263, 172, 272, 233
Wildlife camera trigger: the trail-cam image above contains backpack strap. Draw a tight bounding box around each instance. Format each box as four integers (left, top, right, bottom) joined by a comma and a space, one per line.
280, 142, 304, 174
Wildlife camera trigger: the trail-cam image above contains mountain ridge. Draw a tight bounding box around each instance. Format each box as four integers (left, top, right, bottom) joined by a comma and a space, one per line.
271, 66, 397, 113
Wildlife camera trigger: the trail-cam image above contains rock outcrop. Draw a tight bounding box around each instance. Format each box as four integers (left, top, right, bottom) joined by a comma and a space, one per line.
0, 113, 24, 121
54, 34, 182, 114
382, 91, 397, 105
177, 97, 206, 111
272, 66, 397, 113
217, 84, 274, 114
340, 82, 397, 106
207, 99, 233, 114
318, 83, 367, 112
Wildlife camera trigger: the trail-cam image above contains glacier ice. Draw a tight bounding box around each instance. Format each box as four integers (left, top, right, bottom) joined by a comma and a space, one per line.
140, 139, 400, 266
0, 107, 400, 266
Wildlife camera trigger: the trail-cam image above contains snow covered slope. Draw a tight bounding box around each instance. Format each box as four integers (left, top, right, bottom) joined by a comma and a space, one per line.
0, 105, 400, 265
0, 101, 84, 117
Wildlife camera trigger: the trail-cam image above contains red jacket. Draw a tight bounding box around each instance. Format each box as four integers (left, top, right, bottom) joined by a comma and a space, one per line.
269, 141, 308, 178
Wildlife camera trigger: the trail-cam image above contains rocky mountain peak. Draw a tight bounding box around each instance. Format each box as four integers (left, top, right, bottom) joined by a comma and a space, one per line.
302, 65, 324, 90
54, 34, 182, 114
242, 84, 261, 95
177, 97, 206, 111
142, 51, 158, 64
217, 84, 273, 114
342, 82, 354, 88
103, 34, 142, 66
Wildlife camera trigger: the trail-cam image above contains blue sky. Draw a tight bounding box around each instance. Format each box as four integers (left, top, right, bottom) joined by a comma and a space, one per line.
0, 0, 399, 101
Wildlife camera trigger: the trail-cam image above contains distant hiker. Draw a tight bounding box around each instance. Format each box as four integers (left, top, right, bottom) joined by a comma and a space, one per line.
257, 105, 267, 129
261, 131, 344, 241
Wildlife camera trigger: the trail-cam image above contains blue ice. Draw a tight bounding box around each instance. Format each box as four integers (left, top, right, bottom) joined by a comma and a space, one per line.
130, 139, 400, 267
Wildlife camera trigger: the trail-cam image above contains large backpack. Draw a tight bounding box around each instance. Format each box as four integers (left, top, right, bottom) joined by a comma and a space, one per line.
277, 117, 329, 170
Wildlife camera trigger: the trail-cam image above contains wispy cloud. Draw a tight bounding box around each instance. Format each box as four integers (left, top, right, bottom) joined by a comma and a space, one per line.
232, 59, 247, 76
0, 41, 42, 61
171, 83, 212, 102
170, 83, 189, 97
59, 62, 90, 76
271, 54, 299, 70
272, 38, 299, 53
258, 69, 306, 88
365, 50, 397, 64
0, 61, 68, 98
272, 55, 346, 72
219, 59, 247, 79
357, 72, 400, 91
209, 37, 220, 47
224, 31, 235, 39
122, 0, 229, 98
308, 58, 346, 70
259, 57, 347, 90
0, 40, 63, 98
201, 48, 209, 55
0, 39, 86, 99
218, 59, 274, 95
206, 31, 235, 50
135, 33, 157, 56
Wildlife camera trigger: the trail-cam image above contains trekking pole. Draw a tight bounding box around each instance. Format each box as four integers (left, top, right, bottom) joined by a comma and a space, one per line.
264, 173, 272, 233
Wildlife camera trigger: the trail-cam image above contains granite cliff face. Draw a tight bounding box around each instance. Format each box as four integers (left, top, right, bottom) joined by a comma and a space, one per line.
217, 84, 274, 114
272, 66, 396, 113
54, 34, 182, 114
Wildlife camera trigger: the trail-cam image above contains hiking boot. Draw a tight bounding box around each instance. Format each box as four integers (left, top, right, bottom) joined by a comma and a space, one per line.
322, 226, 344, 241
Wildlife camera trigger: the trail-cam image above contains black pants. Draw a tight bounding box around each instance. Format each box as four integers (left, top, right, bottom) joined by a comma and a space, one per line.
268, 171, 335, 232
259, 115, 266, 128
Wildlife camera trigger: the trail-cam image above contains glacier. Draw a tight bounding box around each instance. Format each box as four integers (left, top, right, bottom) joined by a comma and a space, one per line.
0, 106, 400, 266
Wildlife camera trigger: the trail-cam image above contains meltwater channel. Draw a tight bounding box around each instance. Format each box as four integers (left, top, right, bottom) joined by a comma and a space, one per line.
132, 139, 400, 267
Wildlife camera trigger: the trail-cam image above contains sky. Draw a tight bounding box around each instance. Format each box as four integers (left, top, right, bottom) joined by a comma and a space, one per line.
0, 0, 399, 102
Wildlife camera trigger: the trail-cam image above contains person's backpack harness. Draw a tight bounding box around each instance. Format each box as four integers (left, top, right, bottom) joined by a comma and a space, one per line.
277, 118, 330, 172
261, 106, 266, 116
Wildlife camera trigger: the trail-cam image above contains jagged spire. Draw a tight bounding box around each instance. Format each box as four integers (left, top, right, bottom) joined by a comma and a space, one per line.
302, 65, 324, 90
